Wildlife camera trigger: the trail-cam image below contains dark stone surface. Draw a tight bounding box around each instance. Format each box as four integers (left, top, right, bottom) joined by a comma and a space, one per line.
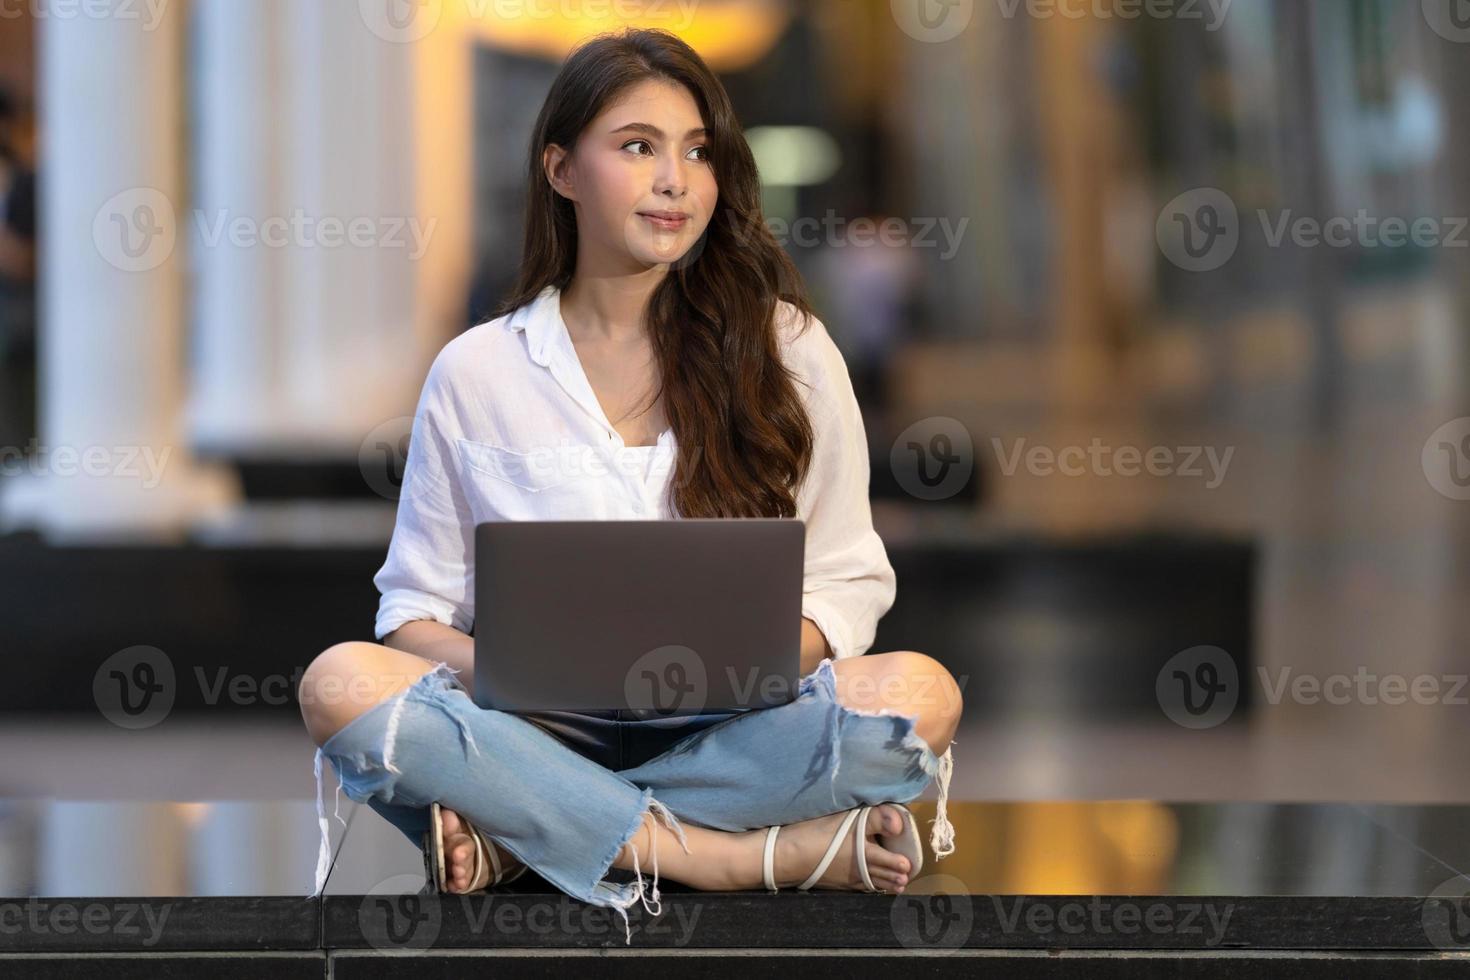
325, 952, 1469, 980
0, 954, 325, 979
1, 799, 1465, 967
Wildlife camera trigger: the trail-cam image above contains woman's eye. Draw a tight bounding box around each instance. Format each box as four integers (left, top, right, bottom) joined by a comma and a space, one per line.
622, 139, 653, 156
688, 145, 710, 163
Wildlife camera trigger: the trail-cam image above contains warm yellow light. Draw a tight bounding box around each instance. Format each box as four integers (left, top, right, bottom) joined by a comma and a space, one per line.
458, 0, 791, 73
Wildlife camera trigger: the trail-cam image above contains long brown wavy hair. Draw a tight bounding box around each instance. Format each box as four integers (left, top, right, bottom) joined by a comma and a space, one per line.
490, 28, 817, 519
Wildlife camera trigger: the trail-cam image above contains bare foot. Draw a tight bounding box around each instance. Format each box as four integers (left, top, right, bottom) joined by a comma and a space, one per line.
440, 806, 523, 894
762, 803, 913, 893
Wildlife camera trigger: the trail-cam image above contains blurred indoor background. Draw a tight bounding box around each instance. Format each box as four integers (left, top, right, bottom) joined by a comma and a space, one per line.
1, 0, 1468, 897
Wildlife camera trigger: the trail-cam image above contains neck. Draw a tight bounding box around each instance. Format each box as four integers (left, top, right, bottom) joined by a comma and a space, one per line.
560, 261, 667, 344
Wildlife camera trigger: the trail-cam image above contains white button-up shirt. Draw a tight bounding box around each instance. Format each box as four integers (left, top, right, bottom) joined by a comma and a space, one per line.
373, 284, 896, 660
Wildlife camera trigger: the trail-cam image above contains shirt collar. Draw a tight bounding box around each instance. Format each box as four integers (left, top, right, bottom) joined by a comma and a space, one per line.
506, 284, 560, 368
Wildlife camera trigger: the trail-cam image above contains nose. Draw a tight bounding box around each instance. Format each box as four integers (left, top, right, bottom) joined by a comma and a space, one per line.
653, 151, 687, 199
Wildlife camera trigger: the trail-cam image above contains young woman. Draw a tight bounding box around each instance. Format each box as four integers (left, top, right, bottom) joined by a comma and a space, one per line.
299, 28, 961, 942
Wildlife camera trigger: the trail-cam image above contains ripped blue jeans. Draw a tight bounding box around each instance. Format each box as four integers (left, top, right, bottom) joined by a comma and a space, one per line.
310, 657, 956, 944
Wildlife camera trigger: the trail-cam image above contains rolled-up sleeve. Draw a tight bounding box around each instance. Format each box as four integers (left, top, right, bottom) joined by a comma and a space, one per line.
792, 315, 897, 660
372, 350, 477, 641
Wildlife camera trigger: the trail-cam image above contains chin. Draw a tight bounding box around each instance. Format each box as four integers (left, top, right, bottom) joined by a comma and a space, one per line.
628, 243, 694, 268
630, 228, 708, 270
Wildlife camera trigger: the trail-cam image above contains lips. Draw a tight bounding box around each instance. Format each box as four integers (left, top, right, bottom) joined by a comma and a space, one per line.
638, 211, 689, 230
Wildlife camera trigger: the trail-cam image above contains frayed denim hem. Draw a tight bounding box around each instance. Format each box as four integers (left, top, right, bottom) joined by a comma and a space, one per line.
307, 658, 697, 947
308, 660, 473, 900
584, 791, 690, 945
803, 657, 957, 859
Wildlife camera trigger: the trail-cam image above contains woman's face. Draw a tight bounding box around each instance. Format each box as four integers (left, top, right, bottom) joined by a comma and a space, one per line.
545, 78, 718, 272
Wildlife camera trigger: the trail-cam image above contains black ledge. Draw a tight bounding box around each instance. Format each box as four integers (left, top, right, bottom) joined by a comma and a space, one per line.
2, 800, 1467, 979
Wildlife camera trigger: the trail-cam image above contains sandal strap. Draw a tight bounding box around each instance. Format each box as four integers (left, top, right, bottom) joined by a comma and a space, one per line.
798, 807, 864, 891
762, 825, 781, 892
467, 825, 488, 891
854, 805, 876, 891
479, 826, 503, 885
429, 802, 447, 893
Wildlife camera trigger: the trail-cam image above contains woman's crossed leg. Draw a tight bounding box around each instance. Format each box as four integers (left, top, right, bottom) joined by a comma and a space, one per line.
298, 642, 961, 936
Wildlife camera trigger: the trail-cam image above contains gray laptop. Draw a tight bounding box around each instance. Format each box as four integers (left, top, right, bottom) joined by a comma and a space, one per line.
473, 518, 804, 716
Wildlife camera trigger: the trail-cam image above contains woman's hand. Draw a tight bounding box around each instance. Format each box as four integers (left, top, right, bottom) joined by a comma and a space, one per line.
385, 617, 831, 690
383, 620, 475, 677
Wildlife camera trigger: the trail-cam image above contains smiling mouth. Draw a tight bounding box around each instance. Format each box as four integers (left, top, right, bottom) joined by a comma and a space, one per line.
639, 212, 689, 230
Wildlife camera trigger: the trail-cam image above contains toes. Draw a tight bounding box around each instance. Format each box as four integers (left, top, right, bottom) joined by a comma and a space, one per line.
446, 836, 475, 890
867, 804, 902, 838
870, 869, 908, 893
865, 840, 910, 876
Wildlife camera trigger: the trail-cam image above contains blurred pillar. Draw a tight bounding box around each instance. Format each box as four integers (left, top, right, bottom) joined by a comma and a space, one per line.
0, 0, 240, 541
187, 0, 438, 458
187, 0, 287, 452
1033, 11, 1115, 412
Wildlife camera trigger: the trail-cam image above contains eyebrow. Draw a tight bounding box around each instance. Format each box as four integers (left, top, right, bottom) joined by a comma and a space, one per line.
609, 122, 708, 140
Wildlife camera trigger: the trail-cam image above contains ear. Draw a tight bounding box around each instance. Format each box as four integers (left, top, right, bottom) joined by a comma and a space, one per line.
542, 143, 577, 202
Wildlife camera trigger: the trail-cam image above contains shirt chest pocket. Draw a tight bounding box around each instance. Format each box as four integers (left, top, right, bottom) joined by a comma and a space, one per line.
455, 438, 613, 520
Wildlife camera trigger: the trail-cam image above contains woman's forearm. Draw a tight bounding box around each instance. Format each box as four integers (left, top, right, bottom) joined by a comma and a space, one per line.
382, 620, 475, 677
800, 617, 833, 677
384, 617, 829, 691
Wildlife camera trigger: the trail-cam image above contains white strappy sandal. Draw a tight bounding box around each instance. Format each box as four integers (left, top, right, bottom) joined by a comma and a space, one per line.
424, 801, 528, 894
761, 802, 924, 894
